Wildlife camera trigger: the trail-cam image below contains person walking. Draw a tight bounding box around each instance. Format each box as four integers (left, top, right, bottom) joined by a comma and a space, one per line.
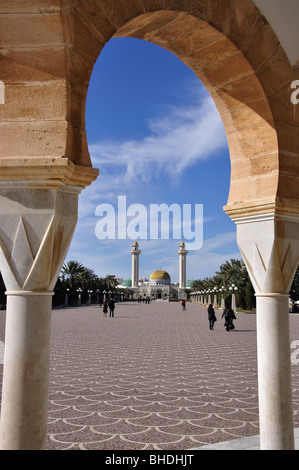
222, 307, 236, 331
108, 298, 115, 317
207, 304, 216, 330
181, 300, 186, 311
103, 300, 108, 317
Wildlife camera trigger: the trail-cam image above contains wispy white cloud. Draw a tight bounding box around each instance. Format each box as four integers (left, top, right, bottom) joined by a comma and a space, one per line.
67, 89, 233, 280
88, 91, 227, 196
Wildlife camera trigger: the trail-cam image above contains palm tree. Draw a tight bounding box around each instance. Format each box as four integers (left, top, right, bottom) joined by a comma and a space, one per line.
60, 261, 86, 289
192, 259, 255, 310
217, 259, 254, 310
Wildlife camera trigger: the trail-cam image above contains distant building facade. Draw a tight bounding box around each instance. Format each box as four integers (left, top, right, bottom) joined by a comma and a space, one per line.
119, 241, 194, 301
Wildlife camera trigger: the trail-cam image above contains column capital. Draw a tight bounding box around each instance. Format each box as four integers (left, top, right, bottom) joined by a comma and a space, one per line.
0, 185, 79, 294
0, 157, 99, 192
224, 198, 299, 221
233, 212, 299, 294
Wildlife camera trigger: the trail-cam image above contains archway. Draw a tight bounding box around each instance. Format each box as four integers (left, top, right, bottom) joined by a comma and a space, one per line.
0, 0, 298, 450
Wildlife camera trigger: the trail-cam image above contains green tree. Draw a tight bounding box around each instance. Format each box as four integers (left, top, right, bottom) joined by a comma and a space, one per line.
60, 260, 86, 289
192, 259, 256, 311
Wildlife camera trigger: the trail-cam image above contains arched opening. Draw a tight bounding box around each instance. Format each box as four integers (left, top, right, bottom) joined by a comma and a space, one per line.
0, 0, 298, 451
71, 36, 235, 281
68, 8, 280, 216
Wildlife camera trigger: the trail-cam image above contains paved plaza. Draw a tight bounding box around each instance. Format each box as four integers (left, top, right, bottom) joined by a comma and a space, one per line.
1, 301, 299, 450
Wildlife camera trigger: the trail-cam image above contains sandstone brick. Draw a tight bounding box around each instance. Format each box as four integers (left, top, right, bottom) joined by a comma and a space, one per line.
277, 174, 299, 200
69, 50, 94, 101
242, 15, 280, 72
73, 0, 117, 42
0, 0, 60, 14
256, 47, 293, 97
0, 121, 69, 158
138, 0, 167, 12
96, 0, 144, 28
72, 12, 105, 65
276, 122, 299, 157
189, 0, 208, 19
231, 153, 278, 180
228, 173, 279, 204
230, 120, 278, 158
67, 126, 91, 167
0, 47, 67, 82
268, 83, 299, 127
0, 81, 67, 122
205, 0, 233, 38
75, 0, 115, 42
181, 35, 236, 73
0, 13, 64, 48
201, 51, 254, 90
224, 0, 261, 51
166, 0, 189, 12
114, 10, 180, 40
216, 75, 274, 124
68, 90, 88, 129
279, 151, 299, 176
219, 102, 274, 136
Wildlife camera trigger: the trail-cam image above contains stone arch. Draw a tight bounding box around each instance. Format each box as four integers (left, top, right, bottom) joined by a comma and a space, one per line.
1, 0, 299, 451
63, 0, 297, 217
1, 0, 296, 214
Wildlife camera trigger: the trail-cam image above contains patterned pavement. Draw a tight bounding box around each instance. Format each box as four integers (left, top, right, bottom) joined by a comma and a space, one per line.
1, 301, 299, 450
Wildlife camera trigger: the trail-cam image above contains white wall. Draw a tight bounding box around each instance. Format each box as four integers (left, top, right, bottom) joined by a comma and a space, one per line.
253, 0, 299, 66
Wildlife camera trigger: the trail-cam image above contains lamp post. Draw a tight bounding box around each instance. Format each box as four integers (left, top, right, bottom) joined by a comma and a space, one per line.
77, 287, 82, 306
229, 284, 238, 312
64, 288, 69, 308
208, 289, 212, 305
220, 286, 225, 309
213, 288, 218, 308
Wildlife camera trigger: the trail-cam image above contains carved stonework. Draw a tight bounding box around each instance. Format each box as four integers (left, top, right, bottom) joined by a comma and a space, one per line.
235, 214, 299, 294
0, 187, 79, 293
0, 158, 98, 294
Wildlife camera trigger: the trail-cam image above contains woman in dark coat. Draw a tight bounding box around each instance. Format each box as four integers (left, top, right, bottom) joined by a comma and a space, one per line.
207, 304, 216, 330
222, 307, 236, 331
103, 300, 108, 317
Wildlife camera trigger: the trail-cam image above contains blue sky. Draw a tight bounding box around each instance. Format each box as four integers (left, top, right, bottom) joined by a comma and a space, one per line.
66, 38, 241, 283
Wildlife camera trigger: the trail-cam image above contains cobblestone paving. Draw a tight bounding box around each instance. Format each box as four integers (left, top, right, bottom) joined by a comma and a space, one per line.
1, 302, 299, 450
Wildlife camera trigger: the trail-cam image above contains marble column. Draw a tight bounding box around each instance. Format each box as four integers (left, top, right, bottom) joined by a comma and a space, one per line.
0, 158, 98, 449
235, 213, 299, 450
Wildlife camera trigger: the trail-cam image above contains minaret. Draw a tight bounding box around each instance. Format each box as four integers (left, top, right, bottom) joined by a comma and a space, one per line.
178, 241, 188, 289
130, 241, 141, 288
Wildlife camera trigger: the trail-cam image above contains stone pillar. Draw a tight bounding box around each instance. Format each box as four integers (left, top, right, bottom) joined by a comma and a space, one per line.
0, 158, 98, 450
178, 241, 188, 289
130, 241, 141, 288
235, 213, 299, 450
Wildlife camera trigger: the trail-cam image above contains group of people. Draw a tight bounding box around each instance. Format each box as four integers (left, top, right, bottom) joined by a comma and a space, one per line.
102, 298, 115, 317
138, 296, 151, 304
207, 303, 236, 331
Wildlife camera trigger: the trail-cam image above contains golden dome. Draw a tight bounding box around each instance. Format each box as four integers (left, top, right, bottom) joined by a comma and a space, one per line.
149, 270, 171, 280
